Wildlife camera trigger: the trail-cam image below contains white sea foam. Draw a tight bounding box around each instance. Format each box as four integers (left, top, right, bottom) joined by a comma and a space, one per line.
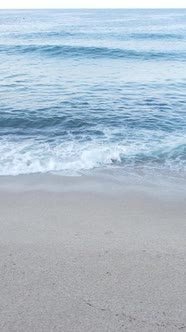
0, 135, 185, 176
0, 139, 123, 176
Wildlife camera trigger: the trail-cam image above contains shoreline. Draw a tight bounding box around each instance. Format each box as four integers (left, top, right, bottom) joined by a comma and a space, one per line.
0, 170, 185, 195
0, 175, 186, 331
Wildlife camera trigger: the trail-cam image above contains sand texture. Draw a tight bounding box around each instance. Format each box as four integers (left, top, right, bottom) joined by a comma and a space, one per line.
0, 179, 186, 331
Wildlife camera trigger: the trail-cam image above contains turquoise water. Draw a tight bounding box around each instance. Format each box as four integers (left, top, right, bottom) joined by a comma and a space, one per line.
0, 9, 186, 176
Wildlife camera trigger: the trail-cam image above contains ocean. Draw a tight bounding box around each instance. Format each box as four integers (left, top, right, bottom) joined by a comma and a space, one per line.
0, 9, 186, 177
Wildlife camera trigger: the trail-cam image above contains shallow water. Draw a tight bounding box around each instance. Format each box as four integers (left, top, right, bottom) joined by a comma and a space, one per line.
0, 9, 186, 176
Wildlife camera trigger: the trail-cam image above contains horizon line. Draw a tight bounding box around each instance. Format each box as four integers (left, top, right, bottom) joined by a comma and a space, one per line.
0, 7, 185, 9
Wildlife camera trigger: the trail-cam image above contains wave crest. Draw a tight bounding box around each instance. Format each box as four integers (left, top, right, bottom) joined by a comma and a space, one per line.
1, 44, 186, 61
0, 138, 185, 176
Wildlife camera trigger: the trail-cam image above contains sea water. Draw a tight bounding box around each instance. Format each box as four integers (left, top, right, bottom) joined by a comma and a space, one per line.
0, 9, 185, 176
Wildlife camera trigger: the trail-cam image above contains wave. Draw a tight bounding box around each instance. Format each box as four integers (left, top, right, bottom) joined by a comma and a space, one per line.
1, 44, 186, 61
128, 32, 184, 40
11, 31, 76, 39
5, 31, 184, 41
0, 137, 185, 176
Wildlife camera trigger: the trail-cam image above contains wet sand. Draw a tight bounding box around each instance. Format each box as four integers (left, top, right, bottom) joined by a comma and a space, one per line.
0, 175, 186, 331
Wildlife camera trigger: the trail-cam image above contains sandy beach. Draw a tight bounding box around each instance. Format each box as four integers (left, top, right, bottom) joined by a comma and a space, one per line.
0, 175, 186, 332
1, 5, 186, 332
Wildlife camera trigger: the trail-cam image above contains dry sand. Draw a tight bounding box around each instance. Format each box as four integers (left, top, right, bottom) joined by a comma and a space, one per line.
0, 175, 186, 331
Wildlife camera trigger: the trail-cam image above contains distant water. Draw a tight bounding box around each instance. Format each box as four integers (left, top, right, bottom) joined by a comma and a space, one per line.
0, 9, 186, 176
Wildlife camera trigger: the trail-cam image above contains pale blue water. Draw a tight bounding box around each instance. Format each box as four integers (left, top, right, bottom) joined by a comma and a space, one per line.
0, 9, 186, 176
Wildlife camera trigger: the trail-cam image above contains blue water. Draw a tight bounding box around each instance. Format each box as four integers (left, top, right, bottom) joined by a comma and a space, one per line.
0, 9, 186, 176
